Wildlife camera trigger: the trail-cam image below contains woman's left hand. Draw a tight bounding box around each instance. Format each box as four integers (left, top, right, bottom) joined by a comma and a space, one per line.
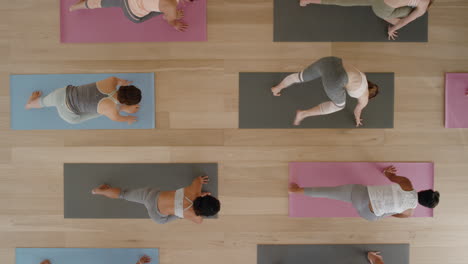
199, 175, 209, 184
355, 117, 363, 127
139, 255, 151, 264
388, 26, 398, 40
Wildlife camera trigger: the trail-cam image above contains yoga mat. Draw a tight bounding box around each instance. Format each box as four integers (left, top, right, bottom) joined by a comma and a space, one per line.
10, 73, 155, 130
16, 248, 159, 264
64, 163, 218, 218
60, 0, 206, 43
445, 73, 468, 128
289, 162, 434, 218
239, 72, 394, 128
258, 244, 409, 264
274, 0, 428, 42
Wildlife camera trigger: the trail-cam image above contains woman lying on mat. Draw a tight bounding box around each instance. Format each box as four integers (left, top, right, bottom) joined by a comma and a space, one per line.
299, 0, 433, 40
368, 252, 384, 264
69, 0, 191, 32
91, 175, 220, 224
40, 255, 152, 264
271, 56, 379, 127
25, 77, 141, 125
289, 165, 440, 221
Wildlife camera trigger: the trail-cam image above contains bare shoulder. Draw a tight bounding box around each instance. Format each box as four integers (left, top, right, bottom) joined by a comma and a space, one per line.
97, 98, 116, 114
97, 77, 118, 94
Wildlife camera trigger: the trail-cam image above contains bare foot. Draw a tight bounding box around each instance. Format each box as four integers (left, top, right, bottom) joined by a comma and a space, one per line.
25, 91, 42, 110
92, 184, 111, 195
41, 260, 51, 264
271, 85, 283, 96
367, 252, 384, 264
300, 0, 320, 7
288, 183, 304, 194
293, 110, 306, 126
69, 0, 86, 12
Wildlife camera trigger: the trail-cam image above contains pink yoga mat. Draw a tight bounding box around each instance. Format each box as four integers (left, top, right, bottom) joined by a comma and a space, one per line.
60, 0, 206, 43
289, 162, 434, 218
445, 73, 468, 128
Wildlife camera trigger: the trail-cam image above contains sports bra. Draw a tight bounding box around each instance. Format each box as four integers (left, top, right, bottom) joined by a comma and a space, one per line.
174, 188, 193, 218
347, 70, 368, 99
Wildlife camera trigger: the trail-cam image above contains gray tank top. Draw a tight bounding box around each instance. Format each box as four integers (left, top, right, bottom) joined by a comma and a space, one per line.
65, 82, 118, 114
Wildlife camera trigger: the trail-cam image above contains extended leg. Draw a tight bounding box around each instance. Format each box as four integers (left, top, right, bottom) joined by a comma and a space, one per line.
303, 184, 355, 203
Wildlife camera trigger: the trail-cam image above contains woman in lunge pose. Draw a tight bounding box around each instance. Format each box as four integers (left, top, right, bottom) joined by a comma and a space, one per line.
271, 56, 379, 127
299, 0, 434, 40
289, 165, 440, 221
92, 175, 221, 224
69, 0, 193, 32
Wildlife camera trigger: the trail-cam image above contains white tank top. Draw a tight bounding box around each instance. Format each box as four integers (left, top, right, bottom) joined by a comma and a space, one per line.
174, 188, 193, 218
367, 183, 418, 216
347, 70, 367, 99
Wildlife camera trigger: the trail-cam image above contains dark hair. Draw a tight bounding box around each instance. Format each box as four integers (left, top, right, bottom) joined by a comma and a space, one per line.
117, 85, 142, 105
193, 195, 220, 217
418, 190, 440, 208
368, 81, 379, 99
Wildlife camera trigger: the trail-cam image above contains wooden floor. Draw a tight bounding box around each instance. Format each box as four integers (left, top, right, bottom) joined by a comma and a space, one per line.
1, 1, 468, 264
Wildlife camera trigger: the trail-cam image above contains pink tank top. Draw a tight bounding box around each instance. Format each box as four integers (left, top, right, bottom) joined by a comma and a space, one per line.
128, 0, 160, 17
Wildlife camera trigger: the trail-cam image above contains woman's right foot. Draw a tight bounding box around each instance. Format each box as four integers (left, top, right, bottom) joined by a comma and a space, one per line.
367, 252, 384, 264
300, 0, 320, 7
69, 0, 86, 11
25, 91, 42, 110
92, 184, 111, 195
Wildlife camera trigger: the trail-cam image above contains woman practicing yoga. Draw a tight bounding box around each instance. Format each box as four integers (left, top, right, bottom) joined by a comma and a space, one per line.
271, 56, 379, 127
91, 175, 221, 224
289, 165, 440, 221
299, 0, 434, 40
69, 0, 191, 32
25, 77, 142, 125
39, 255, 152, 264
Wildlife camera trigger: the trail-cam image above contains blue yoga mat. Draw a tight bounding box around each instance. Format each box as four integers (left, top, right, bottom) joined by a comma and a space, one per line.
16, 248, 159, 264
10, 73, 155, 130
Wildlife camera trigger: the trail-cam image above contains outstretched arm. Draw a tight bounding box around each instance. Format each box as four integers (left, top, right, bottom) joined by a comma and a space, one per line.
188, 175, 210, 195
382, 166, 414, 191
100, 100, 137, 124
388, 0, 430, 39
354, 96, 368, 127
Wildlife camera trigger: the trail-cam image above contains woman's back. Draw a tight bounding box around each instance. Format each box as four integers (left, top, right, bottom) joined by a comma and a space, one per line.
368, 183, 418, 216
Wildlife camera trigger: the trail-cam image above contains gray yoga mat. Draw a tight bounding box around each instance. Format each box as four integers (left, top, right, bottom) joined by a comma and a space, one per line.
258, 244, 409, 264
64, 163, 218, 219
274, 0, 428, 42
239, 72, 394, 128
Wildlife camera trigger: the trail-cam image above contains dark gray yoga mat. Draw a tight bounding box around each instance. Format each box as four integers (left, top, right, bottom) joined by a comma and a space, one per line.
258, 244, 409, 264
239, 72, 394, 128
274, 0, 428, 42
64, 163, 218, 219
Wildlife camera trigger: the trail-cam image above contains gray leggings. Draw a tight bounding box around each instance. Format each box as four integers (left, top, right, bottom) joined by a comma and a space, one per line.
304, 184, 385, 221
86, 0, 162, 23
39, 87, 101, 124
119, 187, 179, 224
300, 56, 348, 107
